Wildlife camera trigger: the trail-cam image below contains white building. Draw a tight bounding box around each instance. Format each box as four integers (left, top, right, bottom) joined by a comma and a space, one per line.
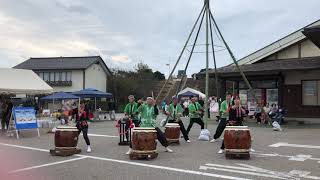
13, 56, 112, 93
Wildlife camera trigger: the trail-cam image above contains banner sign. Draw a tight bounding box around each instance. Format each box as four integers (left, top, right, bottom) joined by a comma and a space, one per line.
13, 107, 38, 130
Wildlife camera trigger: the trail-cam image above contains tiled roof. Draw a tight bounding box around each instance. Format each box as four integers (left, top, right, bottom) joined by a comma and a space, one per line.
210, 57, 320, 74
13, 56, 111, 75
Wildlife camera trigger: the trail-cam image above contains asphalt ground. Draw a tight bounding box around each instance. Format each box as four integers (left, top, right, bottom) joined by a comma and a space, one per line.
1, 114, 320, 180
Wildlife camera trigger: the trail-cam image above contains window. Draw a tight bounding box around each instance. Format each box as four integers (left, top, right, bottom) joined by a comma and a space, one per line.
302, 80, 320, 106
55, 72, 61, 82
239, 80, 277, 89
43, 72, 49, 81
38, 72, 44, 80
38, 71, 71, 82
66, 72, 72, 81
61, 72, 67, 81
50, 72, 55, 82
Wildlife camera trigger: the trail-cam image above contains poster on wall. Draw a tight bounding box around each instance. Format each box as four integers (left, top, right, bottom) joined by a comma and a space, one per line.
267, 89, 278, 106
13, 107, 39, 130
247, 101, 256, 116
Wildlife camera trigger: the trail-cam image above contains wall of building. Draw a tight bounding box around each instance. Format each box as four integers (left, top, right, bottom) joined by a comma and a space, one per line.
53, 70, 84, 92
283, 70, 320, 118
85, 63, 107, 92
263, 39, 320, 61
277, 44, 299, 59
301, 39, 320, 57
284, 70, 320, 85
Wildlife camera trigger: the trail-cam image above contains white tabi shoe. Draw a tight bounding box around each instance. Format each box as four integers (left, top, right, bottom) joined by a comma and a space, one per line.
210, 139, 217, 143
217, 149, 224, 154
126, 148, 132, 155
187, 140, 191, 143
165, 147, 173, 153
87, 146, 92, 153
250, 148, 255, 152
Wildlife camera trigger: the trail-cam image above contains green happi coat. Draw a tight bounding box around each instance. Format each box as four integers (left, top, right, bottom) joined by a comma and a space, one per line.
167, 103, 184, 120
188, 102, 202, 119
220, 100, 230, 120
138, 104, 159, 127
124, 102, 138, 118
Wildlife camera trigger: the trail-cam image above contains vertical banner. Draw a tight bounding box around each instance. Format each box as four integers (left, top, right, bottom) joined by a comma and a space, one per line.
13, 107, 38, 130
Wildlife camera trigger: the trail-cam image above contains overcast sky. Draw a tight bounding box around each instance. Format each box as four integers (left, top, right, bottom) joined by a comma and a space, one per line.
0, 0, 320, 76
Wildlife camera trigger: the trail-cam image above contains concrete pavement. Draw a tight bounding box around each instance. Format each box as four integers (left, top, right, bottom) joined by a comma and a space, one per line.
1, 115, 320, 180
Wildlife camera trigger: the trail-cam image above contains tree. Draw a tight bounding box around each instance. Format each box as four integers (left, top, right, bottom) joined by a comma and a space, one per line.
153, 71, 165, 80
108, 62, 168, 111
135, 62, 153, 74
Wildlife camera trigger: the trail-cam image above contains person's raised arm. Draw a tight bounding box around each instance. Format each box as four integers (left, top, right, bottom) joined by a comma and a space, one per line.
154, 105, 159, 116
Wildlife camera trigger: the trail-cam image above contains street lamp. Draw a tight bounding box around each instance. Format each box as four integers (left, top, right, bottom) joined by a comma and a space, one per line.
166, 63, 170, 79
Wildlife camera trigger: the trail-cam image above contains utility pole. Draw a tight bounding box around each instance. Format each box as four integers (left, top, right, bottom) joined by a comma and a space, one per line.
204, 0, 210, 129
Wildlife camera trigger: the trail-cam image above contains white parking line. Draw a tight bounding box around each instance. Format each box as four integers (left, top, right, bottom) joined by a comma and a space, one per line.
87, 133, 117, 138
201, 163, 320, 180
83, 155, 250, 180
269, 142, 320, 149
252, 152, 320, 162
199, 166, 287, 179
0, 143, 48, 152
0, 143, 249, 180
9, 157, 87, 174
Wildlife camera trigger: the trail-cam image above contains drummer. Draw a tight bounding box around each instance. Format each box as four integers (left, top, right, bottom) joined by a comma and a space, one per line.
210, 93, 232, 143
166, 97, 190, 143
76, 103, 91, 153
126, 97, 173, 155
217, 97, 249, 154
124, 95, 140, 126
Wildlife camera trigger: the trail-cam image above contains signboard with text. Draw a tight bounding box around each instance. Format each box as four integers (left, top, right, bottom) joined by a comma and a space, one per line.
13, 107, 38, 130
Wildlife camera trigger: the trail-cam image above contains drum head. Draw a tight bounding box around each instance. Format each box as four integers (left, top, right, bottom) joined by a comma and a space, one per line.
56, 125, 78, 131
165, 123, 180, 127
225, 126, 249, 130
133, 127, 156, 132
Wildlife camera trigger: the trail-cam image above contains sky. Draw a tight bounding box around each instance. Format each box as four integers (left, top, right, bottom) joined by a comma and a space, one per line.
0, 0, 320, 77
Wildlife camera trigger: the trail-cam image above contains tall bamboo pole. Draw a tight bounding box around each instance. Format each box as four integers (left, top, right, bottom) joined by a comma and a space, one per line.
155, 5, 205, 102
204, 0, 210, 129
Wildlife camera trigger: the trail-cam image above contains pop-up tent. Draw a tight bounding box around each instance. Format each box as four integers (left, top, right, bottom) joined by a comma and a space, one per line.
72, 88, 112, 109
41, 91, 80, 112
72, 88, 112, 98
177, 87, 206, 99
41, 92, 79, 101
0, 68, 53, 94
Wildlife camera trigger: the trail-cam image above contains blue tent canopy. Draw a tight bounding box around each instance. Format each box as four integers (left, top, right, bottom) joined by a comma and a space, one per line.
41, 91, 80, 101
72, 88, 113, 98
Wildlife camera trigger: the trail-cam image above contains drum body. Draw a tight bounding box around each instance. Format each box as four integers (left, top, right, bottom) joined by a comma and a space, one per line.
165, 123, 180, 142
131, 127, 157, 153
224, 126, 251, 153
55, 126, 79, 148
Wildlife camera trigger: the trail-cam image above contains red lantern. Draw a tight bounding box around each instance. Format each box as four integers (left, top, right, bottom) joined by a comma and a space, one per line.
129, 119, 134, 128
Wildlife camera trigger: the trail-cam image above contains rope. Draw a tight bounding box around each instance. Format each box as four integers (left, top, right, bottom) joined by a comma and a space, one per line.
209, 11, 258, 104
155, 4, 205, 102
208, 9, 219, 98
175, 8, 206, 96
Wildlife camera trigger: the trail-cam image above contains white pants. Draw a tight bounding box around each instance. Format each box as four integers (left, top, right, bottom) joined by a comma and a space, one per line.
109, 110, 116, 121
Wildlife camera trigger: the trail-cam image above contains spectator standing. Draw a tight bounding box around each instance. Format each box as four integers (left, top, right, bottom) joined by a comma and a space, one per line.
255, 103, 262, 124
108, 100, 116, 121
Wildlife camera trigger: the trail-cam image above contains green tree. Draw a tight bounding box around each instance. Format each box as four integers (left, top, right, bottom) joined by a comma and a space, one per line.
108, 62, 168, 112
153, 71, 165, 80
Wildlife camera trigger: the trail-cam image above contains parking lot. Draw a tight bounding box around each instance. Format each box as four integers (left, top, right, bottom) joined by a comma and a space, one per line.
1, 116, 320, 180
